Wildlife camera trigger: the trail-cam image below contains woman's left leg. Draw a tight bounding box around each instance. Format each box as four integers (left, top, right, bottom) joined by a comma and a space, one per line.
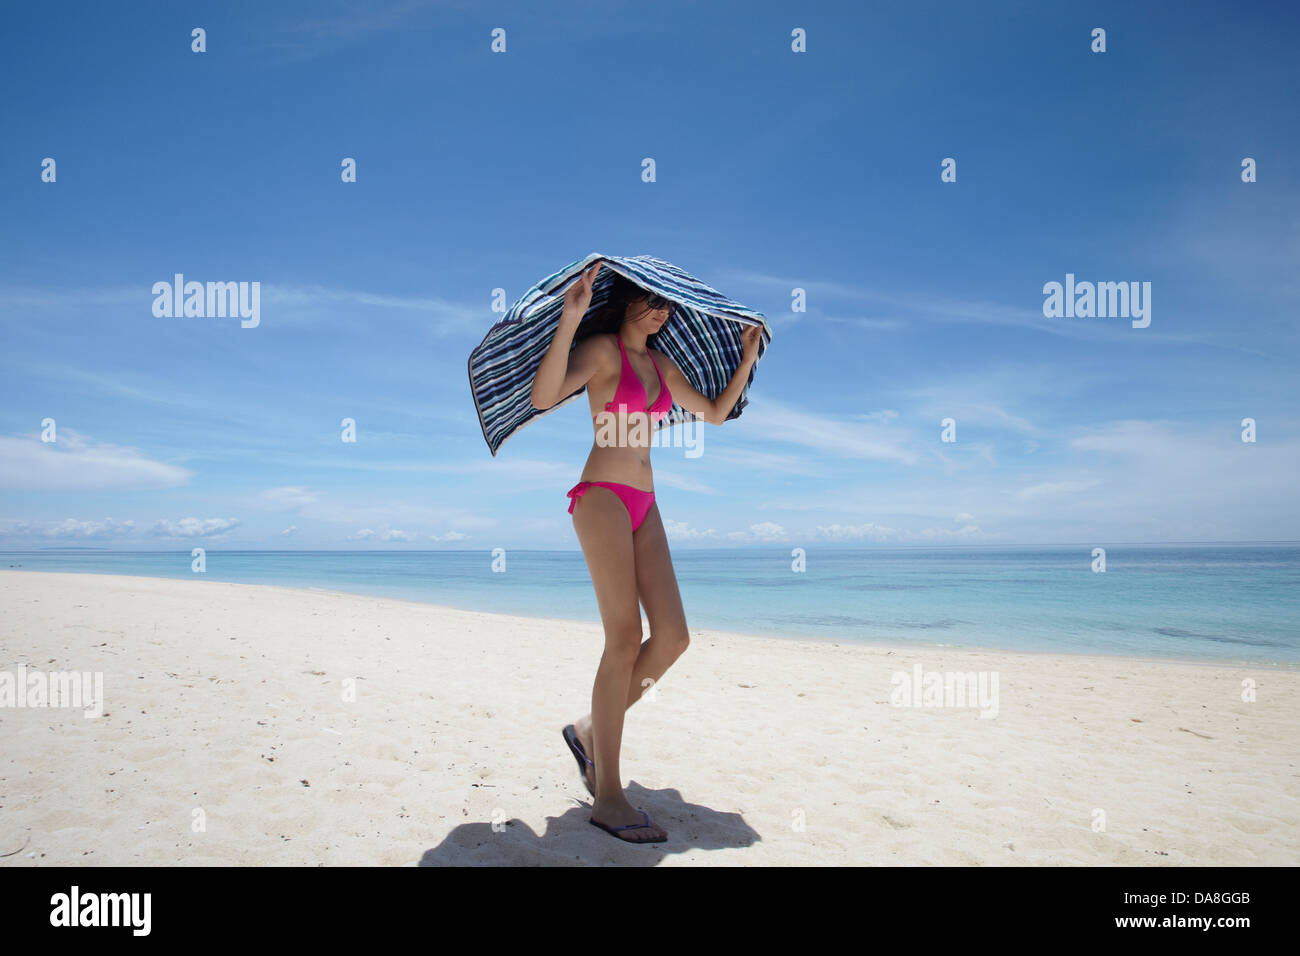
572, 501, 689, 754
627, 501, 691, 701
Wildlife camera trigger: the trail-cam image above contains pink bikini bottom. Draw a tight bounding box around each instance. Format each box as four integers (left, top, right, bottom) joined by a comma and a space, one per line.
566, 480, 656, 532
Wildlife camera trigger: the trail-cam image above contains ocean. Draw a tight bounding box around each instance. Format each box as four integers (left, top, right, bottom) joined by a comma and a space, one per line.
4, 545, 1297, 666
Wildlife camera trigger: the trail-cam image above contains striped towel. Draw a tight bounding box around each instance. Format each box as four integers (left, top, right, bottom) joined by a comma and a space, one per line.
468, 253, 771, 456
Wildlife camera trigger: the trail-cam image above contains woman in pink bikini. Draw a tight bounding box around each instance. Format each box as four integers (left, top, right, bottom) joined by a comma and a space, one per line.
530, 260, 760, 843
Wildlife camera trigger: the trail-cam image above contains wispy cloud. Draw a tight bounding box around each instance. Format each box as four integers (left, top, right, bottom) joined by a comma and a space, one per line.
663, 519, 719, 542
810, 521, 987, 543
0, 282, 484, 337
257, 0, 451, 65
283, 493, 492, 533
0, 286, 140, 308
1015, 479, 1101, 500
37, 517, 136, 539
717, 267, 1259, 348
735, 398, 919, 464
0, 432, 191, 491
259, 486, 319, 511
151, 517, 241, 538
684, 444, 827, 478
725, 521, 788, 543
262, 284, 483, 336
347, 525, 464, 543
652, 471, 717, 494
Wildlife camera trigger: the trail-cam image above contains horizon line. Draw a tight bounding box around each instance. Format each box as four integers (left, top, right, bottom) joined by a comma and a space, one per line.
5, 540, 1300, 554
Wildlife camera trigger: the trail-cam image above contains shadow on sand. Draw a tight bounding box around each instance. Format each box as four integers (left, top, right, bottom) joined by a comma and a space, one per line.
418, 781, 760, 866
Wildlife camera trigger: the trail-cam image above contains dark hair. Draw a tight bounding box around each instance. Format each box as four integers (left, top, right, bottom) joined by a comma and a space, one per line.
571, 272, 667, 348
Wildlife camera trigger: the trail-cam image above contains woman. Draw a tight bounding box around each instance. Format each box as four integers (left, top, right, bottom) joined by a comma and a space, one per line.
530, 260, 761, 843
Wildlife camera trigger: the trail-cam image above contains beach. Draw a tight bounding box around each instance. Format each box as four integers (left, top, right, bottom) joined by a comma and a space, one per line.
1, 570, 1297, 866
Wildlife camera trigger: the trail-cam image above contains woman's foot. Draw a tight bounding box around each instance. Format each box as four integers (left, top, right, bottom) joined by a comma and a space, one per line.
572, 715, 596, 793
590, 800, 668, 843
573, 715, 666, 842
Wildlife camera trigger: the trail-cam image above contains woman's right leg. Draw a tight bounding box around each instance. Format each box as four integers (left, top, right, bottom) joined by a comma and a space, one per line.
570, 485, 668, 841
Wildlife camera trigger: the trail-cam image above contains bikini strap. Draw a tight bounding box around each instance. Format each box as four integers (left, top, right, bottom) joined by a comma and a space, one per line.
648, 348, 668, 397
606, 336, 631, 412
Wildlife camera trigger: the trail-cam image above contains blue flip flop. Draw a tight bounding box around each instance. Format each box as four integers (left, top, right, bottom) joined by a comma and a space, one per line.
589, 809, 667, 844
561, 724, 595, 796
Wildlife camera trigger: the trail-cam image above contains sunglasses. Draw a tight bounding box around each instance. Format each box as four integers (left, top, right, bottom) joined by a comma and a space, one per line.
639, 292, 671, 311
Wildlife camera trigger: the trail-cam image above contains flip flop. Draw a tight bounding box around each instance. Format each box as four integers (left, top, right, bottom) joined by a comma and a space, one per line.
561, 724, 595, 796
589, 810, 667, 844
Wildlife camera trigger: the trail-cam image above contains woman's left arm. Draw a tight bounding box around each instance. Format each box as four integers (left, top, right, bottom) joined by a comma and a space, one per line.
653, 324, 762, 426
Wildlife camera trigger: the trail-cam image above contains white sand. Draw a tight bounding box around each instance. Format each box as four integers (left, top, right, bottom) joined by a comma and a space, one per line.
1, 570, 1296, 866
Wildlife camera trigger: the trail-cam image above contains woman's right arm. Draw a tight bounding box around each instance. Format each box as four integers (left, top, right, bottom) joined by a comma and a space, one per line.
530, 308, 603, 410
530, 261, 605, 410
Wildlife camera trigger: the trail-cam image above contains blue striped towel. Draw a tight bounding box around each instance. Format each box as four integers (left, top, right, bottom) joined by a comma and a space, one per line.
468, 253, 770, 456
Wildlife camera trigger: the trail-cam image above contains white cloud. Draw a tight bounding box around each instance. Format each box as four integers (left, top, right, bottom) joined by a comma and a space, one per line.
914, 524, 986, 540
43, 517, 136, 539
722, 522, 789, 543
652, 471, 717, 494
737, 399, 918, 464
1068, 420, 1170, 455
716, 267, 1213, 345
699, 446, 827, 477
0, 280, 483, 337
260, 283, 482, 336
0, 431, 190, 491
289, 495, 495, 533
0, 286, 140, 308
906, 388, 1041, 436
1015, 479, 1101, 500
814, 522, 899, 542
856, 409, 900, 424
663, 519, 718, 541
747, 521, 788, 541
261, 487, 318, 510
262, 0, 441, 65
820, 315, 905, 331
151, 517, 241, 538
810, 520, 988, 543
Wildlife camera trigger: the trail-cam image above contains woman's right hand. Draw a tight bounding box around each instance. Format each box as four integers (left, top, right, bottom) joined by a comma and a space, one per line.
563, 260, 603, 317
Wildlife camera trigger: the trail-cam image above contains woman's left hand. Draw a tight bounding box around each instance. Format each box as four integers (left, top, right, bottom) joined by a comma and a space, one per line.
740, 323, 762, 362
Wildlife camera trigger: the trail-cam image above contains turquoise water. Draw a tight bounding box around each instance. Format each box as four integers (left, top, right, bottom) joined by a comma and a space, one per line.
3, 546, 1298, 665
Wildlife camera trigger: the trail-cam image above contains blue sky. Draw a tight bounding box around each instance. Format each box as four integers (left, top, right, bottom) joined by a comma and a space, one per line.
1, 0, 1297, 550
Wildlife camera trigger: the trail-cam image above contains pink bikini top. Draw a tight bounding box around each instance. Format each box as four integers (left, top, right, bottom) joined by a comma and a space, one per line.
597, 337, 672, 421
